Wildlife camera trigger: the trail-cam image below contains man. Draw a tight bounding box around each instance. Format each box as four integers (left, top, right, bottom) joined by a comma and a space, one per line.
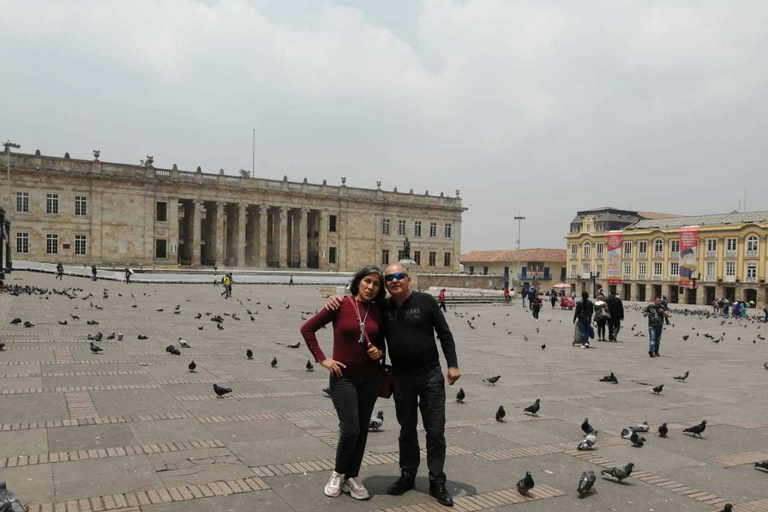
550, 289, 557, 309
91, 265, 97, 281
503, 287, 510, 303
573, 291, 593, 348
438, 289, 447, 312
56, 262, 64, 280
521, 287, 527, 307
763, 304, 768, 323
643, 297, 670, 357
221, 274, 231, 298
605, 290, 624, 341
124, 267, 133, 284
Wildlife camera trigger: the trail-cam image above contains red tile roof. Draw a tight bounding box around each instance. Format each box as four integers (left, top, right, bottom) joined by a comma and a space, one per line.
460, 249, 567, 264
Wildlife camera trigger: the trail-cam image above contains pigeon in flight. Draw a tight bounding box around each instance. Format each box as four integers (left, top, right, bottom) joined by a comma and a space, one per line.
674, 371, 689, 382
581, 418, 594, 435
483, 375, 501, 385
495, 406, 506, 422
90, 342, 103, 354
577, 470, 596, 496
188, 361, 196, 373
683, 420, 707, 438
178, 338, 190, 348
213, 384, 232, 398
0, 480, 25, 512
246, 349, 254, 360
456, 388, 465, 403
601, 463, 634, 482
652, 384, 664, 395
368, 411, 384, 431
524, 399, 540, 416
658, 423, 668, 438
516, 471, 534, 496
270, 357, 277, 367
306, 360, 314, 372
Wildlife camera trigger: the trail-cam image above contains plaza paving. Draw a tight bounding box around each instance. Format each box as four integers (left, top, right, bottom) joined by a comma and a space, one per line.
1, 271, 767, 512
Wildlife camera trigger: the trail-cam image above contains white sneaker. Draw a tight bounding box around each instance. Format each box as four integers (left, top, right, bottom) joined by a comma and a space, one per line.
342, 476, 370, 500
324, 471, 344, 497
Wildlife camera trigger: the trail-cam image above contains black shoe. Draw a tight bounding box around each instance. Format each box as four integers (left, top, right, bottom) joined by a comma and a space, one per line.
387, 474, 416, 495
654, 352, 660, 357
649, 351, 654, 357
429, 482, 454, 507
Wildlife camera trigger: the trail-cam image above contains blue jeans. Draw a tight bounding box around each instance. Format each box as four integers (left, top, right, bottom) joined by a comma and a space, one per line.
577, 318, 591, 345
649, 325, 663, 354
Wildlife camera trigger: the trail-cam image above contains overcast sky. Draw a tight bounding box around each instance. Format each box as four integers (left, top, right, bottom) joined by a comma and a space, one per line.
3, 0, 767, 251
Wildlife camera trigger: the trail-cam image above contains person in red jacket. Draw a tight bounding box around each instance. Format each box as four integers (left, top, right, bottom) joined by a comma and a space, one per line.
438, 289, 447, 312
300, 266, 386, 501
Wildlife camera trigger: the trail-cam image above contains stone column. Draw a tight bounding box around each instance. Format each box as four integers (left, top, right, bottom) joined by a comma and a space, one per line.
630, 283, 638, 301
279, 207, 288, 267
258, 205, 268, 267
191, 200, 202, 266
169, 197, 179, 263
214, 202, 225, 267
299, 208, 308, 268
319, 210, 328, 269
237, 203, 247, 267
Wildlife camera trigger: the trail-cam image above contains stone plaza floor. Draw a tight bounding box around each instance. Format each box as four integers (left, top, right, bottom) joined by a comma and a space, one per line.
1, 271, 767, 512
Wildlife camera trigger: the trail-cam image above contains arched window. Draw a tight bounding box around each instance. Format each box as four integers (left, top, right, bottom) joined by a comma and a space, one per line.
583, 242, 591, 258
746, 235, 759, 256
654, 239, 663, 255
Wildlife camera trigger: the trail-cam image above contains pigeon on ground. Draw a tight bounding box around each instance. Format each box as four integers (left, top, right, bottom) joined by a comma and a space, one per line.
652, 384, 664, 394
117, 332, 123, 340
195, 313, 202, 319
166, 345, 181, 356
577, 471, 596, 496
599, 372, 618, 384
9, 318, 21, 325
188, 361, 196, 372
287, 342, 301, 349
0, 341, 5, 351
87, 320, 99, 325
217, 323, 224, 331
630, 430, 645, 447
0, 480, 25, 512
632, 421, 649, 433
178, 338, 190, 348
59, 320, 68, 325
764, 362, 768, 370
585, 431, 598, 446
198, 326, 204, 330
541, 344, 546, 350
71, 314, 80, 320
577, 439, 595, 451
213, 384, 232, 397
90, 342, 103, 353
516, 471, 534, 496
246, 349, 254, 360
682, 335, 689, 340
456, 388, 465, 403
138, 335, 148, 340
368, 411, 384, 431
674, 371, 689, 382
483, 375, 501, 385
23, 321, 34, 328
683, 420, 707, 437
524, 399, 540, 416
601, 463, 634, 482
306, 360, 314, 372
754, 461, 768, 471
720, 504, 733, 512
658, 423, 668, 438
105, 332, 115, 340
270, 357, 277, 367
496, 406, 506, 422
581, 418, 595, 435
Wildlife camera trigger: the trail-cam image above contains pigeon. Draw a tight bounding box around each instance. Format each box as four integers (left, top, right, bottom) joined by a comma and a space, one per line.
599, 372, 618, 384
541, 344, 546, 351
117, 332, 124, 340
674, 371, 689, 382
138, 335, 148, 340
496, 406, 506, 422
483, 375, 501, 385
105, 332, 115, 340
632, 421, 649, 433
322, 387, 331, 397
456, 388, 465, 403
601, 463, 634, 482
9, 318, 21, 325
585, 431, 598, 445
652, 384, 664, 394
59, 320, 68, 325
23, 321, 34, 328
246, 349, 254, 360
577, 471, 596, 496
188, 361, 196, 372
577, 439, 595, 451
754, 461, 768, 471
0, 480, 25, 512
658, 423, 668, 438
524, 399, 540, 416
720, 505, 733, 512
270, 357, 277, 367
306, 360, 314, 372
195, 313, 202, 319
90, 342, 103, 353
368, 411, 384, 431
764, 362, 768, 370
166, 345, 181, 356
71, 314, 80, 320
213, 384, 232, 397
630, 430, 645, 447
87, 320, 99, 325
0, 341, 5, 351
516, 471, 534, 496
581, 418, 594, 435
217, 323, 224, 331
198, 326, 204, 330
683, 420, 707, 437
178, 338, 190, 348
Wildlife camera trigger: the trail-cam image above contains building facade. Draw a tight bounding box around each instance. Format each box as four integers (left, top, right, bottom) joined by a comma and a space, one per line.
1, 151, 464, 271
566, 208, 768, 307
459, 249, 567, 290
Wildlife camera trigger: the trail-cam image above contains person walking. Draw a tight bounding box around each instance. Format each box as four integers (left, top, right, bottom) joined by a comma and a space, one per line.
226, 273, 233, 298
503, 287, 510, 303
593, 294, 610, 341
91, 265, 97, 281
56, 262, 64, 280
301, 266, 386, 500
438, 289, 447, 312
530, 293, 542, 321
520, 286, 527, 307
124, 267, 133, 284
288, 275, 295, 286
643, 297, 670, 357
573, 291, 594, 348
221, 274, 231, 299
763, 304, 768, 323
550, 289, 557, 309
605, 290, 624, 341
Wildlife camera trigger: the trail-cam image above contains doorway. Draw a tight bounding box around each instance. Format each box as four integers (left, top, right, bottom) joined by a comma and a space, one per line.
638, 284, 646, 302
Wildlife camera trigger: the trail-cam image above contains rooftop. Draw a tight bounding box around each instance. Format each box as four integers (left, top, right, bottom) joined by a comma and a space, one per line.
626, 210, 768, 230
460, 248, 567, 264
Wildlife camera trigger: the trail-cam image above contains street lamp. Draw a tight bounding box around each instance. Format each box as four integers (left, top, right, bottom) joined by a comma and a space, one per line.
514, 214, 525, 291
591, 271, 601, 297
3, 140, 20, 210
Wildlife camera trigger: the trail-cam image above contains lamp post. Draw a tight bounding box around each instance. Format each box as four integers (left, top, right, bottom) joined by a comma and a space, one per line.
514, 214, 525, 291
591, 271, 601, 297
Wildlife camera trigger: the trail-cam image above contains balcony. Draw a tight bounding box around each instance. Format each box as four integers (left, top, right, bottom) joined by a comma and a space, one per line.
637, 274, 646, 280
725, 250, 737, 258
724, 275, 736, 283
705, 274, 716, 282
518, 274, 552, 281
746, 250, 758, 258
652, 275, 663, 280
637, 253, 647, 260
670, 251, 680, 259
745, 275, 757, 283
706, 250, 717, 258
653, 252, 663, 259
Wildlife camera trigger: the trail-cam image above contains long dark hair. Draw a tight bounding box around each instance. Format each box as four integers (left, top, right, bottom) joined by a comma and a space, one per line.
349, 265, 386, 302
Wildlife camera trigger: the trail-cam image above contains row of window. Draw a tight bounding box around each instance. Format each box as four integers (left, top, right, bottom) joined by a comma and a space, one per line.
381, 249, 451, 267
16, 233, 87, 255
16, 192, 88, 216
381, 219, 451, 239
572, 236, 762, 260
571, 261, 760, 281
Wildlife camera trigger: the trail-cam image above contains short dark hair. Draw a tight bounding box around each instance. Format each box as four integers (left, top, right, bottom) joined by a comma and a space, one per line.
581, 291, 589, 300
349, 266, 386, 302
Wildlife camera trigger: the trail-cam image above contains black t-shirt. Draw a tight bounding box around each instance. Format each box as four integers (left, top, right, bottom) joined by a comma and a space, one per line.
381, 291, 458, 373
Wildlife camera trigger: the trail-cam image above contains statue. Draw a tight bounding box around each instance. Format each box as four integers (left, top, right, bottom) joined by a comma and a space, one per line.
93, 150, 100, 160
403, 238, 411, 259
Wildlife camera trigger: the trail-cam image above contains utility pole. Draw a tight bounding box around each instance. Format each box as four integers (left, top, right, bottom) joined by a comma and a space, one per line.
514, 214, 526, 291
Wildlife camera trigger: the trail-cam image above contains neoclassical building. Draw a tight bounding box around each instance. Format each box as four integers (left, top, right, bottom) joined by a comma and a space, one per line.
566, 207, 768, 307
2, 151, 464, 271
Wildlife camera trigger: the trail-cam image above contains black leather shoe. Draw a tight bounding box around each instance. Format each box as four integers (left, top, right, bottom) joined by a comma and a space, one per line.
387, 474, 416, 495
429, 482, 454, 507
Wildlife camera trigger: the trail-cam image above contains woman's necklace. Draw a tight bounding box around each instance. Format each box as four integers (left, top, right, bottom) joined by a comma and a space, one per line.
354, 298, 371, 345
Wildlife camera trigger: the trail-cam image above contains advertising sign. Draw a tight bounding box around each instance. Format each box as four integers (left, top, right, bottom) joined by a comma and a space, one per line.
679, 226, 699, 287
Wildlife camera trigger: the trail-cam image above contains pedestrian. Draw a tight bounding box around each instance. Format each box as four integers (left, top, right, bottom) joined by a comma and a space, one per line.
605, 290, 624, 341
712, 298, 717, 313
740, 301, 748, 318
301, 266, 386, 500
573, 291, 594, 348
530, 293, 542, 321
438, 289, 447, 312
643, 297, 670, 358
56, 262, 64, 280
593, 294, 610, 341
227, 273, 233, 298
763, 305, 768, 323
550, 289, 557, 309
503, 287, 510, 303
213, 274, 219, 286
520, 287, 526, 307
661, 296, 670, 325
288, 275, 295, 286
723, 299, 730, 316
91, 265, 97, 281
221, 274, 231, 298
124, 267, 133, 284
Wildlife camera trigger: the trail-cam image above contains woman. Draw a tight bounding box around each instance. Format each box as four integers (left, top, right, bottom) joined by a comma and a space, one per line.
300, 266, 386, 500
593, 293, 611, 341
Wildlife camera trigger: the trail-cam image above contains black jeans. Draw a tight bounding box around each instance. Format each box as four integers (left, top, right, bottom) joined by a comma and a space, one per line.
329, 372, 382, 478
393, 366, 447, 483
608, 318, 621, 340
531, 306, 540, 319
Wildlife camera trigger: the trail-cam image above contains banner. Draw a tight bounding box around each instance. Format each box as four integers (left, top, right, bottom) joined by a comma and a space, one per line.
679, 226, 699, 287
606, 230, 622, 284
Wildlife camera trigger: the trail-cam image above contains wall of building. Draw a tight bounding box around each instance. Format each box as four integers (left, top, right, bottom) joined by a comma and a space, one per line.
415, 273, 505, 291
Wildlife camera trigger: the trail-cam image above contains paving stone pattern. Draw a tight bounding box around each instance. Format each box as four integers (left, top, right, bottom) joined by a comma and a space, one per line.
1, 272, 768, 512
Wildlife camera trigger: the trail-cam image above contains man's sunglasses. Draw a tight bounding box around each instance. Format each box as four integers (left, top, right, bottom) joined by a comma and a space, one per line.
385, 272, 408, 282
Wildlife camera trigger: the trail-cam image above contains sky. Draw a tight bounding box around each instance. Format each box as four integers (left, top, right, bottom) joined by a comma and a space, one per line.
2, 0, 768, 252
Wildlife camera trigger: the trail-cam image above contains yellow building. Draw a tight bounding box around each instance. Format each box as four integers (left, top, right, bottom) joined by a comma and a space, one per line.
459, 249, 567, 290
566, 208, 768, 307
